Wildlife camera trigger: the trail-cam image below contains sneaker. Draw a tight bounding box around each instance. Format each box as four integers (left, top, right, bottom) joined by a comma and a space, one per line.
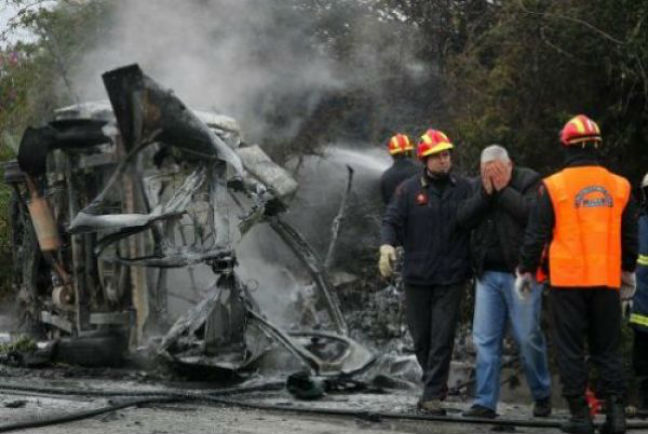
462, 404, 497, 419
533, 397, 552, 417
417, 399, 446, 415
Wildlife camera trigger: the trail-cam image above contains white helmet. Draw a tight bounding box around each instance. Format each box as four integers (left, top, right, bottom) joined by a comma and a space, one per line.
643, 172, 648, 189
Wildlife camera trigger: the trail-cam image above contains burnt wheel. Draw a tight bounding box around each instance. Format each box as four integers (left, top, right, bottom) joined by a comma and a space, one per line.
54, 330, 128, 367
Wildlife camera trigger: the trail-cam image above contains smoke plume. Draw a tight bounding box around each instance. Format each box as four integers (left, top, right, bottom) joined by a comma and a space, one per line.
69, 0, 430, 327
73, 0, 427, 145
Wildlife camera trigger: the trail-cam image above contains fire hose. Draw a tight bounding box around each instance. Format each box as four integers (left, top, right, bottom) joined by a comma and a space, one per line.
0, 381, 284, 433
0, 396, 177, 433
1, 381, 648, 432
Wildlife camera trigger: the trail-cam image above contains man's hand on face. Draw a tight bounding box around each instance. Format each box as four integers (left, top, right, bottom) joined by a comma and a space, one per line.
481, 164, 495, 195
491, 160, 512, 191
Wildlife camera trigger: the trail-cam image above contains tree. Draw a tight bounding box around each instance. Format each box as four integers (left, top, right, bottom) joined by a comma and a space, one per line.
0, 0, 112, 296
1, 0, 112, 151
442, 0, 648, 182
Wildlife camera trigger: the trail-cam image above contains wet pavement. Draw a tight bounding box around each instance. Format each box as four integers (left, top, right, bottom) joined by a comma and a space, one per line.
0, 373, 579, 434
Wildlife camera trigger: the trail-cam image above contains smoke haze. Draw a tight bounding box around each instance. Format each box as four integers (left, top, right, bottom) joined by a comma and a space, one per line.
74, 0, 427, 145
69, 0, 429, 327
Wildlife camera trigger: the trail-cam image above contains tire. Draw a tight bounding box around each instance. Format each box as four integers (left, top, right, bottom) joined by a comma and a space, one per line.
55, 331, 128, 367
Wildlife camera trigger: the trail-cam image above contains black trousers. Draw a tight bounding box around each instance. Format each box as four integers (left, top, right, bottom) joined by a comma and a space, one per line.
548, 288, 626, 399
404, 282, 465, 401
633, 329, 648, 405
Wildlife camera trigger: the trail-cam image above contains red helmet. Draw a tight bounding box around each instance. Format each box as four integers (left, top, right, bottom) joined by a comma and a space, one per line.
387, 133, 414, 155
417, 129, 454, 159
560, 115, 602, 146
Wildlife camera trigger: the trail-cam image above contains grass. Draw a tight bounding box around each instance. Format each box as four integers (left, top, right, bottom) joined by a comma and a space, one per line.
0, 334, 36, 354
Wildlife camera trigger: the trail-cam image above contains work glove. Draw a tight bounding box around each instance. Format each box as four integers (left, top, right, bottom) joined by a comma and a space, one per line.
378, 245, 397, 279
514, 270, 534, 302
621, 271, 636, 318
620, 271, 637, 301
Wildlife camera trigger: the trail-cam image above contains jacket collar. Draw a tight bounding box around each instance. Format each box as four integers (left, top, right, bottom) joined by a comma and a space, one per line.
565, 157, 600, 168
420, 170, 456, 188
563, 147, 600, 168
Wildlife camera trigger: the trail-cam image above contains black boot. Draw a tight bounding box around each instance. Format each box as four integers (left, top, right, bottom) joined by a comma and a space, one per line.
600, 395, 626, 434
561, 396, 594, 434
638, 381, 648, 411
640, 388, 648, 411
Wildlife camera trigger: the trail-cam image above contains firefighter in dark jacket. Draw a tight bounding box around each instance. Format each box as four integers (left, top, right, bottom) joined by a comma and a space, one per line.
379, 133, 420, 205
630, 172, 648, 410
380, 128, 472, 415
519, 115, 639, 434
457, 145, 551, 419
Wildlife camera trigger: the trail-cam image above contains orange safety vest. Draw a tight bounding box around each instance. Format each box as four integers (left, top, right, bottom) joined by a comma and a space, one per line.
544, 166, 630, 289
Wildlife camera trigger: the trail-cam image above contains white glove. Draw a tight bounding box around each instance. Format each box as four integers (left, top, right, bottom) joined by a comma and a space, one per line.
514, 270, 534, 302
620, 271, 637, 301
378, 245, 397, 279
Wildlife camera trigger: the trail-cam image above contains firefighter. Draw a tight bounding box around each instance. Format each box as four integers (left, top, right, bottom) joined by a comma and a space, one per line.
630, 172, 648, 411
379, 128, 472, 415
457, 145, 551, 419
518, 115, 639, 434
379, 133, 420, 205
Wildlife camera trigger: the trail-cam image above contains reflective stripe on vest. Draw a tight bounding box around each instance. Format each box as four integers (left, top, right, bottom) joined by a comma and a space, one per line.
639, 254, 648, 267
633, 215, 648, 326
544, 166, 630, 288
630, 313, 648, 327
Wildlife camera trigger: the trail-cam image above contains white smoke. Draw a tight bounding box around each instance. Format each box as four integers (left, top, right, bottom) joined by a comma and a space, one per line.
73, 0, 345, 142
72, 0, 427, 144
68, 0, 426, 327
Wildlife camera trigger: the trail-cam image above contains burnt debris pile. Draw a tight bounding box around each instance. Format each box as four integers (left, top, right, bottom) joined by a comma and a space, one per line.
2, 64, 382, 381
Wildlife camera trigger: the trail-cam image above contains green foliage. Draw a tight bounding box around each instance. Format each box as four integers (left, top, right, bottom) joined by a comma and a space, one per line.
0, 145, 15, 298
0, 0, 113, 299
0, 334, 36, 354
442, 1, 648, 182
0, 0, 113, 149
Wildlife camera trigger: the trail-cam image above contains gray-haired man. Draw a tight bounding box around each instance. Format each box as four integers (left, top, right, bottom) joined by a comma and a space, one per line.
457, 145, 551, 418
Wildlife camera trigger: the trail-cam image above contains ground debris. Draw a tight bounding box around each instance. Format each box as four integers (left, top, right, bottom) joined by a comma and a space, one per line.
3, 399, 27, 408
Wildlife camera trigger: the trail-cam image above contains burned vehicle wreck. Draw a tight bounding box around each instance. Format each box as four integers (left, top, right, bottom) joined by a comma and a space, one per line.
4, 64, 373, 377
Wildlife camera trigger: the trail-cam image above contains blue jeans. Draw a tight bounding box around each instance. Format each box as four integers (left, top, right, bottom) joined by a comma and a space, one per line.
472, 271, 551, 410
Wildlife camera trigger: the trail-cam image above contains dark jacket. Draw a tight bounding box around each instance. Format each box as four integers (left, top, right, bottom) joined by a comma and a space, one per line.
519, 152, 639, 284
381, 171, 472, 286
631, 212, 648, 332
380, 158, 421, 205
457, 166, 541, 277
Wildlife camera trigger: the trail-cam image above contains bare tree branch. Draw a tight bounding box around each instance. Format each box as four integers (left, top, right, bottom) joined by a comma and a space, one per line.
516, 0, 626, 45
538, 25, 590, 65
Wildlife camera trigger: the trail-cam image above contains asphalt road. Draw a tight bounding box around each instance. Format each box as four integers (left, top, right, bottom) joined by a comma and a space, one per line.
0, 375, 579, 434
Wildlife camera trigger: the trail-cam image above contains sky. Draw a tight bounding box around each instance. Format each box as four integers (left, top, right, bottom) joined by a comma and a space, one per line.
0, 1, 56, 47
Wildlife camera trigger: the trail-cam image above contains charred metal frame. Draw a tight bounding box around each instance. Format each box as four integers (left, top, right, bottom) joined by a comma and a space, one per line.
5, 64, 373, 376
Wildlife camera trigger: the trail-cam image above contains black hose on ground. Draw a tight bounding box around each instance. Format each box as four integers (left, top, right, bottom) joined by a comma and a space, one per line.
0, 380, 285, 398
0, 382, 284, 434
2, 381, 648, 432
205, 396, 648, 431
0, 396, 177, 433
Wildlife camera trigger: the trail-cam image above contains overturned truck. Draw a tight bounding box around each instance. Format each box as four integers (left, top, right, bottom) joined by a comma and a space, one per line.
5, 64, 372, 377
